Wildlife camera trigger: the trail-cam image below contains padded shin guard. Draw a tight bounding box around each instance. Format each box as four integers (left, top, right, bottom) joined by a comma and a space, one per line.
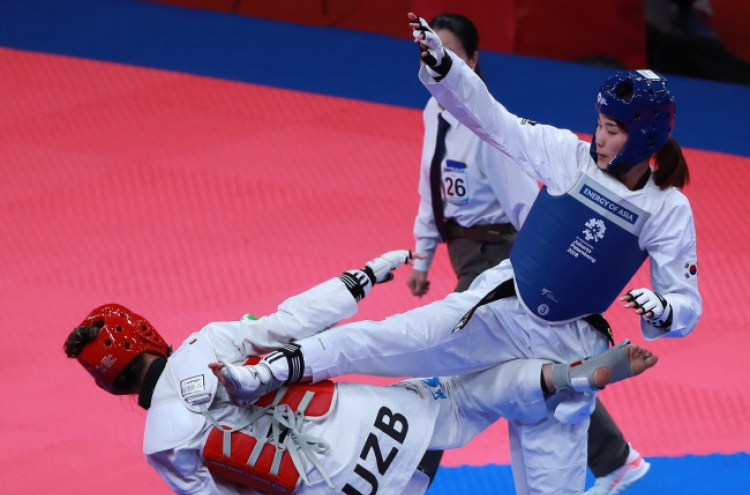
551, 340, 633, 393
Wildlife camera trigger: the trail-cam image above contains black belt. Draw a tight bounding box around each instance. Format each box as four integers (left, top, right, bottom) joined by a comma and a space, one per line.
453, 279, 614, 346
444, 221, 516, 243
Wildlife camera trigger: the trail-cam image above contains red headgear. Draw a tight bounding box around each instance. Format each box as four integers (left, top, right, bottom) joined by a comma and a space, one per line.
76, 304, 169, 394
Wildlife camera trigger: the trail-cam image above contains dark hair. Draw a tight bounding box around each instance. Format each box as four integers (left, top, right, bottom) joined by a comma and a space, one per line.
112, 355, 148, 394
653, 137, 690, 189
430, 13, 484, 81
64, 323, 102, 358
610, 120, 690, 190
64, 323, 146, 394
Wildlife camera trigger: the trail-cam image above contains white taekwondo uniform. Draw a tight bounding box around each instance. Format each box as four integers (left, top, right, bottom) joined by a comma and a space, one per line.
142, 277, 553, 495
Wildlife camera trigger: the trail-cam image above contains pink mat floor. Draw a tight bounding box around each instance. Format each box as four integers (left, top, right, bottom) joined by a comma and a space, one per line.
2, 47, 749, 494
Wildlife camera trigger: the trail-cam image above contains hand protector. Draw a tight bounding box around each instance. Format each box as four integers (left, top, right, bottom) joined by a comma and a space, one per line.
215, 360, 281, 407
365, 249, 414, 284
411, 16, 452, 78
627, 288, 673, 328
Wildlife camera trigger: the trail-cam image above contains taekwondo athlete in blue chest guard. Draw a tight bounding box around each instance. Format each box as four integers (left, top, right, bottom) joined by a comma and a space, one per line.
218, 17, 702, 495
509, 69, 680, 325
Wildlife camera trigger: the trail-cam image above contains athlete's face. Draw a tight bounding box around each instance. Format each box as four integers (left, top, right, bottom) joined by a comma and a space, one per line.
436, 29, 478, 71
594, 114, 628, 170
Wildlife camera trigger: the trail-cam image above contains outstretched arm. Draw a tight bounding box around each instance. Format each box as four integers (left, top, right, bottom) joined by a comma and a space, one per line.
233, 250, 422, 357
208, 251, 423, 401
407, 13, 585, 193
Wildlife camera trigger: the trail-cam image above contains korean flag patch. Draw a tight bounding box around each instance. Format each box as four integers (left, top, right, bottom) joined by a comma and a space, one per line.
684, 262, 698, 279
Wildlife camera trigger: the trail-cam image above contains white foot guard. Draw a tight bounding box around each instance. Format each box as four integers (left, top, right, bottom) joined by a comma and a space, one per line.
210, 343, 306, 406
551, 340, 635, 394
213, 360, 282, 407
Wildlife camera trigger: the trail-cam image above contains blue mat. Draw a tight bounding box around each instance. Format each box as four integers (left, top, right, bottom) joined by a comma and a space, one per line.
432, 453, 750, 494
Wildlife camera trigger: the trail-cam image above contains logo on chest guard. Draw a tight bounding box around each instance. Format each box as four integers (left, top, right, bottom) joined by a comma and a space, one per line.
541, 288, 558, 303
583, 218, 606, 242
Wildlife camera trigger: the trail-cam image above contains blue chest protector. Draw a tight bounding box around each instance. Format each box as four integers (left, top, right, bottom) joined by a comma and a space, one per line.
510, 173, 649, 322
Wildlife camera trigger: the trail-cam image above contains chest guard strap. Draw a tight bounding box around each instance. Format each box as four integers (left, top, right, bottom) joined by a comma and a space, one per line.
202, 380, 336, 495
510, 174, 649, 322
254, 380, 335, 417
243, 356, 335, 417
453, 279, 614, 345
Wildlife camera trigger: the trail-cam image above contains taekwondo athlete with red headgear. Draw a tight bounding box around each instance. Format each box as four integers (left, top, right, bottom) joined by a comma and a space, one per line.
66, 250, 450, 495
66, 243, 660, 495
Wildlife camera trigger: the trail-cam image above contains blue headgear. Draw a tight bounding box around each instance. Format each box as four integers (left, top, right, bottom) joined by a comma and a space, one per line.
590, 70, 675, 175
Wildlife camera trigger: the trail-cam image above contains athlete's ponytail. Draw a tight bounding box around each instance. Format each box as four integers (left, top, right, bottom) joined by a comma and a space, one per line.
653, 138, 690, 190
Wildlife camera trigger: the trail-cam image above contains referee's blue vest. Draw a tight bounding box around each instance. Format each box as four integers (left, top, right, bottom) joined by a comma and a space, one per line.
510, 173, 649, 322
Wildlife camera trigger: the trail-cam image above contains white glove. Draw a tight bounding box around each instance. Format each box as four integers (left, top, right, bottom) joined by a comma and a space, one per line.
365, 250, 414, 284
625, 288, 673, 328
209, 361, 280, 407
410, 14, 452, 78
339, 250, 415, 302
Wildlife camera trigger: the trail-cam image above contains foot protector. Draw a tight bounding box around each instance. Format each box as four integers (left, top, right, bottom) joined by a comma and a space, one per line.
219, 360, 282, 407
551, 339, 633, 394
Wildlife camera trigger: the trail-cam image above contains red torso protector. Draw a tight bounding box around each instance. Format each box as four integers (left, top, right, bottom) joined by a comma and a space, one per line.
203, 357, 335, 494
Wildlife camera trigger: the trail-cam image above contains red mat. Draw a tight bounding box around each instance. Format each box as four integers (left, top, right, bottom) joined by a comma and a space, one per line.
1, 48, 748, 494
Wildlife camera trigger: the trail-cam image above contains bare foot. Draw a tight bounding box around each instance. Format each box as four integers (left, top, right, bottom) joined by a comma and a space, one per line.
592, 343, 658, 388
626, 343, 659, 375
